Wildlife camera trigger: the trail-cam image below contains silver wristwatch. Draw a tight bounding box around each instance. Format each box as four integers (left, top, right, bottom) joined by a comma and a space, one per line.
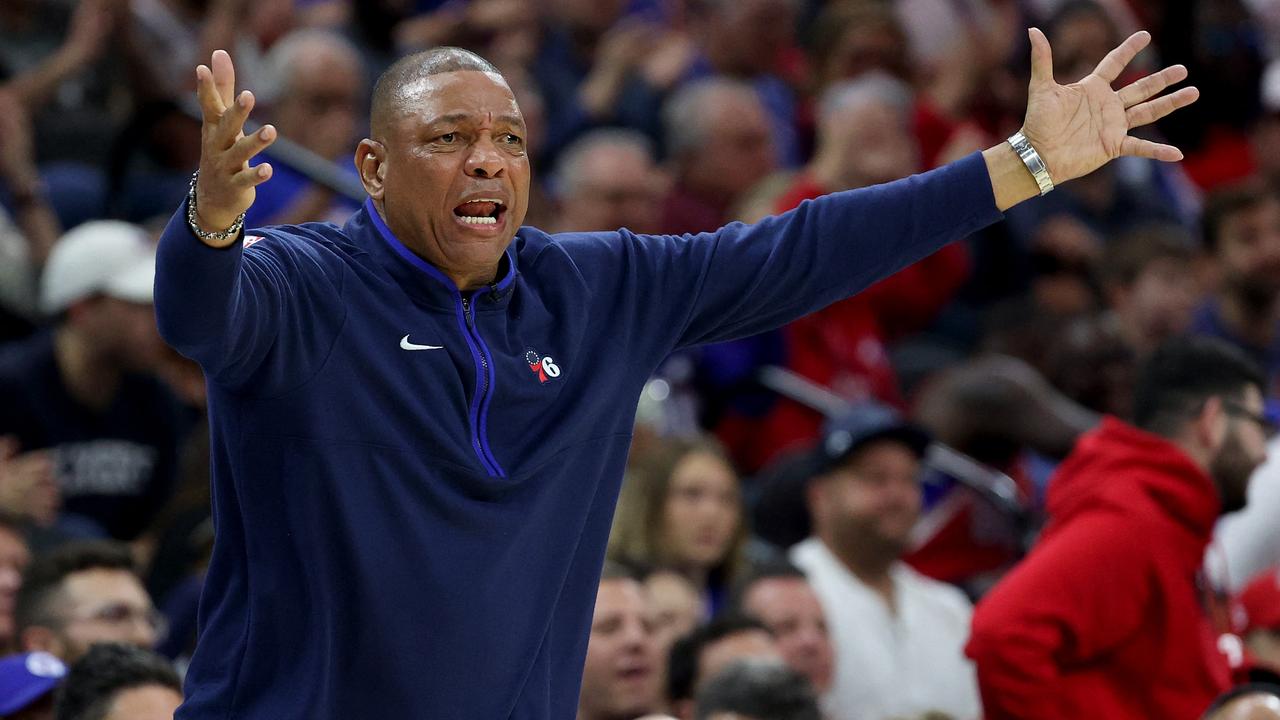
186, 171, 247, 243
1007, 131, 1055, 196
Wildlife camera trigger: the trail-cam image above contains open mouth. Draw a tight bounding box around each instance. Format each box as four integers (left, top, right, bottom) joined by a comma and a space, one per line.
453, 198, 506, 226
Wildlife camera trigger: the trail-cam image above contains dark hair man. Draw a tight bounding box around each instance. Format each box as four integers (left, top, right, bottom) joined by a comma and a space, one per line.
792, 403, 979, 720
668, 615, 780, 720
154, 25, 1196, 718
1193, 183, 1280, 386
734, 562, 834, 698
968, 337, 1270, 719
54, 643, 181, 720
14, 542, 160, 664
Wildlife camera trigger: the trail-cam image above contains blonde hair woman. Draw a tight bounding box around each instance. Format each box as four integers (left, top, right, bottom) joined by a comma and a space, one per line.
610, 436, 748, 615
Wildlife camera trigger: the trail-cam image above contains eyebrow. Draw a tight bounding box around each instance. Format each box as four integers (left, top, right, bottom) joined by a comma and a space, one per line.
427, 112, 526, 131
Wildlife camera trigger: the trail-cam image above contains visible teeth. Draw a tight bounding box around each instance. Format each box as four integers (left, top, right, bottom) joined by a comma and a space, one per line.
459, 216, 497, 225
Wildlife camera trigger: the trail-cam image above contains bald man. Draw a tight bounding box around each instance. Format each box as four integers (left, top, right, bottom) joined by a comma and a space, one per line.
155, 31, 1197, 718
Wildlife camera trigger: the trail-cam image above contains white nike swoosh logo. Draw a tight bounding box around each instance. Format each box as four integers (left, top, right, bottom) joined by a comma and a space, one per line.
400, 335, 444, 351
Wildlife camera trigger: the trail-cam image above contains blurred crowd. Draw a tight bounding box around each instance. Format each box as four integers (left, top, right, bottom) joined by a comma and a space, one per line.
5, 0, 1280, 718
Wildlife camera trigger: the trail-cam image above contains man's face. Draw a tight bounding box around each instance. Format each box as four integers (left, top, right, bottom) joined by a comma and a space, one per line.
1211, 386, 1270, 514
79, 298, 164, 372
713, 0, 796, 75
684, 93, 775, 203
580, 579, 661, 720
828, 100, 917, 189
812, 440, 922, 559
42, 569, 159, 662
824, 22, 907, 84
740, 577, 834, 694
1119, 256, 1197, 342
696, 630, 780, 695
644, 570, 702, 659
375, 71, 530, 288
0, 527, 30, 645
276, 46, 363, 160
559, 145, 665, 233
102, 685, 184, 720
1216, 198, 1280, 308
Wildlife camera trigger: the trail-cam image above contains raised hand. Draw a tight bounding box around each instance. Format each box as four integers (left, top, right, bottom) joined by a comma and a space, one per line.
193, 50, 277, 245
1020, 28, 1199, 184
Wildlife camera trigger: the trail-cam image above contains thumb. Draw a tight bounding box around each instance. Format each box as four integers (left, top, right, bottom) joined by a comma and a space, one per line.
1029, 27, 1055, 87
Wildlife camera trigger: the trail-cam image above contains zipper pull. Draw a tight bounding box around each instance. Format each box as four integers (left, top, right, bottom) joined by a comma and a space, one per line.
462, 297, 474, 329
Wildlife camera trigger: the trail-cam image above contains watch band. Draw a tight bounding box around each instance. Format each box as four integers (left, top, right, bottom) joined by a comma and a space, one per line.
1007, 131, 1055, 196
186, 171, 247, 244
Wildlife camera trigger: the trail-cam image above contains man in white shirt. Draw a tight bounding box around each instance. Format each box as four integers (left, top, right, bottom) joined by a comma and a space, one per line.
790, 403, 980, 720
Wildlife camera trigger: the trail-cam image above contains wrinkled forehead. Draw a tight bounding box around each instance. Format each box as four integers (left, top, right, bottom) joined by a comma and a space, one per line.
390, 70, 525, 129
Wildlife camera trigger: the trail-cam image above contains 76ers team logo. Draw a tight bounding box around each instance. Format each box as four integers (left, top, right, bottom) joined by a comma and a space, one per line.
524, 349, 561, 384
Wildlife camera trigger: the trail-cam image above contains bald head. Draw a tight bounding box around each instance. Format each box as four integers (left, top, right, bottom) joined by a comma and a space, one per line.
371, 47, 504, 138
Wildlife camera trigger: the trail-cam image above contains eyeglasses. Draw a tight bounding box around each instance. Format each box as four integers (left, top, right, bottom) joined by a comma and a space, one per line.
1222, 400, 1279, 436
61, 602, 169, 640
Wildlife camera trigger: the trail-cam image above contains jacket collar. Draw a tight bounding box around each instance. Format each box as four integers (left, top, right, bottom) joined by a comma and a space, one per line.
348, 198, 518, 311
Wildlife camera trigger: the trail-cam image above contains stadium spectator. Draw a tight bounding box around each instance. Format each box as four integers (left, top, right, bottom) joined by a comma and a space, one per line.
0, 650, 65, 720
1100, 222, 1199, 359
683, 0, 801, 166
0, 222, 186, 541
694, 659, 821, 720
531, 0, 678, 160
54, 643, 181, 720
578, 562, 664, 720
808, 2, 910, 91
667, 615, 781, 720
246, 29, 365, 228
553, 128, 665, 234
791, 402, 981, 720
14, 541, 162, 663
1192, 182, 1280, 386
610, 437, 747, 616
968, 337, 1269, 719
644, 568, 704, 664
734, 562, 833, 699
659, 78, 776, 234
0, 511, 31, 655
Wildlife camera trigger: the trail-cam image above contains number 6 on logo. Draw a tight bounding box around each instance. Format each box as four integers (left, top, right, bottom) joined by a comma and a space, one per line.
541, 357, 561, 378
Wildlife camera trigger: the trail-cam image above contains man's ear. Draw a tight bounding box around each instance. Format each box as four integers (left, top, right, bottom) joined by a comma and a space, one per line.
356, 139, 386, 199
1194, 396, 1228, 451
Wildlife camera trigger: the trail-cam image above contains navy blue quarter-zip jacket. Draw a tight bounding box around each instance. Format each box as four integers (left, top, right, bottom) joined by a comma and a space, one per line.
154, 152, 1002, 719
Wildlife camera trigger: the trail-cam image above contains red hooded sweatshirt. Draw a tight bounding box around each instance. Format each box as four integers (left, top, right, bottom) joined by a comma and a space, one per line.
966, 418, 1232, 719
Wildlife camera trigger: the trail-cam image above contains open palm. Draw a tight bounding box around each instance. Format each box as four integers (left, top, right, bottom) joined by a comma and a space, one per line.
1020, 28, 1199, 184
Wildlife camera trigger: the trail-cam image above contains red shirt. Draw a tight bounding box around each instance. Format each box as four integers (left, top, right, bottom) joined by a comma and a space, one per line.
967, 419, 1232, 719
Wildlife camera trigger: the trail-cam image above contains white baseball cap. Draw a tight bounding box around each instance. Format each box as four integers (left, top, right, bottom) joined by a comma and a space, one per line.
40, 221, 156, 315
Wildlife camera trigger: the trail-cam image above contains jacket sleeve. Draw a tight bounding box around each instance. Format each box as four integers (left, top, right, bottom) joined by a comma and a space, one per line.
965, 515, 1155, 720
614, 152, 1000, 354
153, 199, 348, 393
